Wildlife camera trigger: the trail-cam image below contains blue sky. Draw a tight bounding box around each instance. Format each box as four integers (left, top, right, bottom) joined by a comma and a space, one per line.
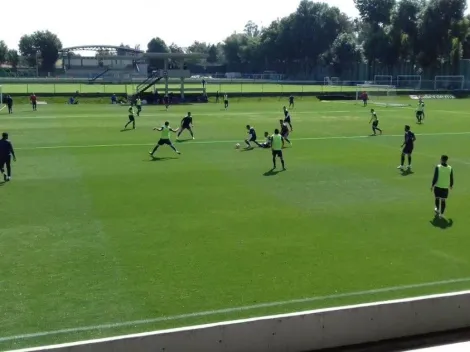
1, 0, 359, 51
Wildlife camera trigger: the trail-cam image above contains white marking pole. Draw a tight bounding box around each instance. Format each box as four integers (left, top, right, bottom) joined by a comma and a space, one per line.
1, 277, 470, 343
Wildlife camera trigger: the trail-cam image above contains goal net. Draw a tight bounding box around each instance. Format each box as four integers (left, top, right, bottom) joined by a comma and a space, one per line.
356, 84, 409, 107
324, 76, 340, 86
397, 75, 422, 89
374, 75, 393, 85
434, 75, 464, 90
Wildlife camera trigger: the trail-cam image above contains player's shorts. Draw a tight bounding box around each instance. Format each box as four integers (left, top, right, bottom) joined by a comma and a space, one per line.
416, 111, 423, 116
128, 115, 135, 121
0, 156, 10, 169
181, 125, 191, 130
272, 150, 283, 157
261, 143, 271, 149
434, 187, 449, 199
372, 121, 379, 127
402, 145, 414, 154
224, 100, 229, 105
284, 117, 291, 123
137, 106, 142, 111
158, 138, 172, 146
282, 132, 289, 139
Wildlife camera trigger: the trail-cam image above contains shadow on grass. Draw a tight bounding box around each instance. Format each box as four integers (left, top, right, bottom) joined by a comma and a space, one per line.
120, 128, 133, 132
263, 168, 285, 176
430, 216, 454, 229
240, 147, 254, 152
401, 169, 414, 176
176, 139, 192, 143
0, 181, 5, 187
148, 157, 178, 161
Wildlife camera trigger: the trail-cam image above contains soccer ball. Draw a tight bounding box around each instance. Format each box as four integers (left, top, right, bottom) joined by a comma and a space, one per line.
235, 143, 240, 149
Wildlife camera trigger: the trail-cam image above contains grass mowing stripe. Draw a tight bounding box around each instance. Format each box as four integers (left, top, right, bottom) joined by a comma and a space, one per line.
1, 277, 469, 343
15, 131, 470, 151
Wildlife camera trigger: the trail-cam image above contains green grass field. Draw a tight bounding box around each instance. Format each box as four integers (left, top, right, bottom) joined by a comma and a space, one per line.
1, 82, 358, 95
1, 98, 470, 351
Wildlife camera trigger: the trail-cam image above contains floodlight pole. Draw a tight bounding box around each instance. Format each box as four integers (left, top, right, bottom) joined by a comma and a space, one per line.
36, 51, 40, 77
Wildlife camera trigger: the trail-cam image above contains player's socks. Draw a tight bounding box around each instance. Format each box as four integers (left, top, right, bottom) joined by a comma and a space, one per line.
435, 199, 440, 213
398, 155, 405, 168
407, 156, 412, 166
441, 200, 446, 215
281, 160, 285, 170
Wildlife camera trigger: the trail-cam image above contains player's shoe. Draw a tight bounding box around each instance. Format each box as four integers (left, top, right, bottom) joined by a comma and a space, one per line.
176, 151, 181, 155
192, 137, 195, 140
397, 165, 404, 170
434, 207, 440, 215
407, 165, 412, 170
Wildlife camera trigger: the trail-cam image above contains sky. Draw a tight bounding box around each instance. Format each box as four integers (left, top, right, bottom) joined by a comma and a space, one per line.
0, 0, 359, 52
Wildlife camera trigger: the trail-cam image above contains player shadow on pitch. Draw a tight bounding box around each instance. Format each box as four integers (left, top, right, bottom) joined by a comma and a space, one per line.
176, 139, 192, 143
120, 129, 133, 132
430, 216, 454, 229
148, 157, 178, 161
400, 169, 414, 176
263, 169, 284, 176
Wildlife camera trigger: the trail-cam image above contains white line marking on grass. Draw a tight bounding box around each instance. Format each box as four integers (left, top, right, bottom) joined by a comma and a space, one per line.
1, 277, 469, 343
15, 131, 470, 151
0, 105, 6, 112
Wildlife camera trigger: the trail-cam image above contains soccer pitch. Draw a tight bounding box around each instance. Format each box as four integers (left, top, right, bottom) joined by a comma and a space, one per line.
1, 98, 470, 350
0, 82, 356, 95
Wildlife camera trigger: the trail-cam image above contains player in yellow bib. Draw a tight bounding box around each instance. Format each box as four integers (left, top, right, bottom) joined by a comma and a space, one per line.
149, 121, 181, 158
431, 155, 454, 218
136, 97, 142, 116
271, 129, 286, 170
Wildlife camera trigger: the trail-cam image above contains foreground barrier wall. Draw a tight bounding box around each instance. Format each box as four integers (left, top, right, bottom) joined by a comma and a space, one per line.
13, 291, 470, 352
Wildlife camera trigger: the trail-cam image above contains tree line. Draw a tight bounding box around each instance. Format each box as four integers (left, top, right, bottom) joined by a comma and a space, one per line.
0, 0, 469, 77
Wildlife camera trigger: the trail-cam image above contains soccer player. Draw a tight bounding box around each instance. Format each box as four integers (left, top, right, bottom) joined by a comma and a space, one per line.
224, 93, 229, 110
283, 106, 293, 131
279, 119, 292, 146
136, 96, 142, 116
245, 125, 261, 149
431, 155, 454, 219
30, 93, 37, 111
289, 95, 294, 109
271, 129, 286, 170
149, 121, 181, 157
369, 109, 382, 135
124, 106, 136, 130
177, 112, 194, 140
416, 101, 425, 124
6, 95, 13, 114
0, 132, 16, 182
259, 132, 272, 148
164, 94, 169, 111
361, 91, 368, 107
398, 125, 416, 171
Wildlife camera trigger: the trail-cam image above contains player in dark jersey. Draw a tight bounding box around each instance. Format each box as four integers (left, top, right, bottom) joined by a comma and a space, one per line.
0, 132, 16, 182
279, 119, 292, 147
164, 94, 169, 111
283, 106, 293, 131
398, 125, 416, 171
245, 125, 261, 149
289, 95, 294, 109
177, 112, 194, 140
369, 109, 382, 135
123, 106, 136, 130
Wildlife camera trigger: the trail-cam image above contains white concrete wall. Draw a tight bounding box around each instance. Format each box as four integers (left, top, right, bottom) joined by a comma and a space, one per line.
10, 291, 470, 352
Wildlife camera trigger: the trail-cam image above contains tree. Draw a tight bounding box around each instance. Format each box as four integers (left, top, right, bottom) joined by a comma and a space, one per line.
207, 45, 218, 63
354, 0, 396, 26
147, 37, 169, 54
169, 43, 184, 54
244, 21, 260, 38
328, 33, 363, 75
147, 37, 169, 67
0, 40, 7, 64
187, 41, 209, 54
18, 31, 62, 72
6, 49, 19, 68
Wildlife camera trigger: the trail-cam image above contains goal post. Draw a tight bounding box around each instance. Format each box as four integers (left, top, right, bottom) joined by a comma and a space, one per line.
374, 75, 393, 85
434, 75, 464, 90
356, 84, 409, 107
397, 75, 422, 89
323, 76, 341, 86
0, 85, 4, 112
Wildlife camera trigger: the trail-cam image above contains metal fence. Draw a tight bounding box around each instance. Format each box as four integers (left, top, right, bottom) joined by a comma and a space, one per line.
1, 79, 469, 95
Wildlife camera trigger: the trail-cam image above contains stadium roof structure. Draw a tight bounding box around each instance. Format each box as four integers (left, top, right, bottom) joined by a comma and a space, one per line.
60, 45, 144, 54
